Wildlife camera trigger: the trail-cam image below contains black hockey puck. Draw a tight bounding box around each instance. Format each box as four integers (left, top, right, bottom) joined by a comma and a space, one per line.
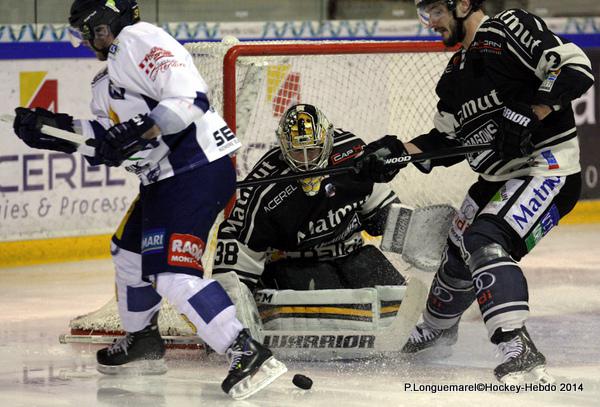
292, 373, 313, 390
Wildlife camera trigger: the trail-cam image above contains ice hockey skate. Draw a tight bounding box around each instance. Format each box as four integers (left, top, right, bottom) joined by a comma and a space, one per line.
221, 329, 287, 400
96, 313, 167, 375
493, 326, 555, 385
401, 320, 459, 354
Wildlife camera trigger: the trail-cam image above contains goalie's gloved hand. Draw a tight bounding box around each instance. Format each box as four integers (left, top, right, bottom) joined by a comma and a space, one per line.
96, 114, 157, 167
354, 135, 408, 183
496, 103, 538, 160
13, 107, 77, 153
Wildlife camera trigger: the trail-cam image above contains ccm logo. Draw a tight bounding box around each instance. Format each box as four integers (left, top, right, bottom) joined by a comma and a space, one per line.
384, 156, 410, 165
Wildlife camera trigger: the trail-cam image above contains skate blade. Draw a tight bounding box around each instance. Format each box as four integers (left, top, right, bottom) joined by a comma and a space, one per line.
530, 365, 555, 384
402, 341, 455, 358
499, 365, 555, 385
97, 359, 168, 376
228, 356, 287, 400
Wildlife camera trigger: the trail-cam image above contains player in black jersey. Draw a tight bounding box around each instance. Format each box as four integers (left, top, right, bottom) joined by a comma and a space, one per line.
356, 0, 594, 384
213, 104, 405, 291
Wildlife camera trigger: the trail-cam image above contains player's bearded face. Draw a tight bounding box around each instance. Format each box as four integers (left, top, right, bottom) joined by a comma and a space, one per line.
423, 2, 461, 46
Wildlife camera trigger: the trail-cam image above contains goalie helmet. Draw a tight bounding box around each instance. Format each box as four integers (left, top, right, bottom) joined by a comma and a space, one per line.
415, 0, 484, 28
277, 104, 334, 196
68, 0, 140, 49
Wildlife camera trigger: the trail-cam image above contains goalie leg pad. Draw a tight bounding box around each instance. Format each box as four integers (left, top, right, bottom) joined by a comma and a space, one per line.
376, 285, 406, 327
255, 286, 406, 331
113, 242, 162, 332
155, 273, 242, 354
213, 271, 264, 342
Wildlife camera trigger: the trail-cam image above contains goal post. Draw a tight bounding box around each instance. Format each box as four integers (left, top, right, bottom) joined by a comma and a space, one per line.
65, 39, 476, 342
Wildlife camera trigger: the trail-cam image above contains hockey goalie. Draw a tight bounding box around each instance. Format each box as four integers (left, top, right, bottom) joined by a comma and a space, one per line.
212, 104, 453, 360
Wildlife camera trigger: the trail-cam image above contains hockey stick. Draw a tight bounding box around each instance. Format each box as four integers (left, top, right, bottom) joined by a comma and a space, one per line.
237, 143, 493, 188
1, 113, 96, 156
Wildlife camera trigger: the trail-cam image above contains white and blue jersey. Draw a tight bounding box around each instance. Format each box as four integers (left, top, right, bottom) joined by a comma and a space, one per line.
78, 22, 240, 184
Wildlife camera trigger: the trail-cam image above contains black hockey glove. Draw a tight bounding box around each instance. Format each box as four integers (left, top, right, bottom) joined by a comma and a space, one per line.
96, 114, 157, 167
13, 107, 77, 154
354, 135, 408, 183
496, 103, 538, 160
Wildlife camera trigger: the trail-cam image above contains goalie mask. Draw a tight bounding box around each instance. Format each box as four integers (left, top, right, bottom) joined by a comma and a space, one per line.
68, 0, 140, 54
277, 104, 334, 196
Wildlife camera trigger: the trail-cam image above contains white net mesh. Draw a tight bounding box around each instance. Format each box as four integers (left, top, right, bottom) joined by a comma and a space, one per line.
69, 39, 475, 338
69, 298, 196, 336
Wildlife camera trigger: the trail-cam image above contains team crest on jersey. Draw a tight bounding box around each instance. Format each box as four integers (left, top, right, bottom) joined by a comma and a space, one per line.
168, 233, 205, 271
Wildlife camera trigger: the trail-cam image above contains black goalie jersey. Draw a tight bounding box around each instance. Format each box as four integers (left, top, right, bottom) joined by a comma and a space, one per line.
213, 130, 399, 287
411, 9, 594, 181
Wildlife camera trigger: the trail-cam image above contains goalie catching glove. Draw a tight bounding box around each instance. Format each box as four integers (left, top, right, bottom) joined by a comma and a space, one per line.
496, 103, 537, 160
13, 107, 78, 154
354, 135, 408, 183
96, 113, 158, 167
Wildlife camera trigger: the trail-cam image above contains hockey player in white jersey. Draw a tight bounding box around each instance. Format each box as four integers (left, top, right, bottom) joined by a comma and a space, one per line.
355, 0, 594, 384
11, 0, 285, 399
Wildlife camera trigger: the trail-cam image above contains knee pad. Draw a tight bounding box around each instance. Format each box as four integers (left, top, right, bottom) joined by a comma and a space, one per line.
468, 243, 511, 272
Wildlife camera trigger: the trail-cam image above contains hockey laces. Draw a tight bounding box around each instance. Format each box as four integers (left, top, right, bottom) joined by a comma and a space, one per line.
496, 336, 523, 363
409, 324, 442, 344
226, 346, 254, 373
107, 334, 134, 356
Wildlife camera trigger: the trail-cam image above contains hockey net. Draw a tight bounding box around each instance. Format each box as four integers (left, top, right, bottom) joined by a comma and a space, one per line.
67, 39, 475, 342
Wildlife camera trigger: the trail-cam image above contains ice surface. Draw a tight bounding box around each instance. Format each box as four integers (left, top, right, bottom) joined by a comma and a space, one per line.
1, 224, 599, 406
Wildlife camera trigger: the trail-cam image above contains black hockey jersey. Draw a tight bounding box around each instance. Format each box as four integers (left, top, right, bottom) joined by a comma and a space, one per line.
411, 9, 594, 181
213, 130, 399, 287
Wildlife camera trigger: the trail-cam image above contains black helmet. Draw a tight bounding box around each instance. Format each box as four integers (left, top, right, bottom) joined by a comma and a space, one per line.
69, 0, 139, 42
